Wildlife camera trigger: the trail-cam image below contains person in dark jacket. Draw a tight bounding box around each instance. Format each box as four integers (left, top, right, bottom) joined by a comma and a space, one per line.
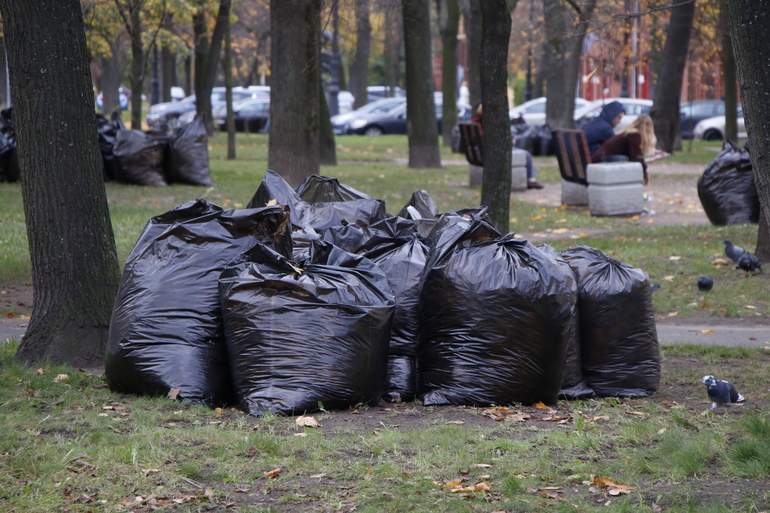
584, 101, 625, 154
592, 113, 656, 185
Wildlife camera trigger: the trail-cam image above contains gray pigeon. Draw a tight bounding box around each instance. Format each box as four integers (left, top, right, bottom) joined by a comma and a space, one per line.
724, 240, 745, 263
702, 375, 745, 410
737, 252, 762, 273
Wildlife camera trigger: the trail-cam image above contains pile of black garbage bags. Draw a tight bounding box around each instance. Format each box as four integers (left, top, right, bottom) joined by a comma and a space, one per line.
511, 116, 555, 157
97, 111, 213, 186
697, 140, 759, 225
105, 170, 659, 416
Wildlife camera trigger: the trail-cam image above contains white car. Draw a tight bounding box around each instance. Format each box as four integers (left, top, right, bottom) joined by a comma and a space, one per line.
693, 106, 746, 141
508, 97, 590, 126
574, 98, 654, 131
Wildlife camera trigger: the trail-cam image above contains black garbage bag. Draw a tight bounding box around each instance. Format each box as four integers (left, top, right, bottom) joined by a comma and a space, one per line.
0, 108, 18, 182
697, 140, 759, 225
105, 198, 292, 407
358, 216, 429, 403
417, 214, 574, 406
166, 114, 214, 186
398, 190, 440, 220
537, 244, 593, 399
320, 220, 372, 253
535, 124, 554, 156
220, 240, 395, 416
113, 129, 168, 186
559, 245, 659, 398
246, 169, 301, 212
296, 174, 372, 202
96, 113, 119, 181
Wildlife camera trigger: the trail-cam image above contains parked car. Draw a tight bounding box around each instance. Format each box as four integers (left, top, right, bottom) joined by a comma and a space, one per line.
146, 87, 264, 130
347, 98, 472, 136
366, 85, 406, 103
693, 105, 746, 141
574, 98, 653, 131
213, 98, 271, 133
331, 97, 406, 135
508, 97, 590, 126
680, 100, 726, 139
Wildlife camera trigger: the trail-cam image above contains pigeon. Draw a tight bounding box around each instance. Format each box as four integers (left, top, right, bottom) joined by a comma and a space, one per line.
702, 375, 745, 410
737, 252, 762, 273
697, 275, 713, 291
724, 240, 745, 263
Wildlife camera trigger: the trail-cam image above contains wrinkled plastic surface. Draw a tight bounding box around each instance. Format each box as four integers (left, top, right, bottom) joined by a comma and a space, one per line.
113, 129, 168, 186
96, 113, 119, 181
105, 198, 292, 406
220, 241, 395, 416
398, 190, 440, 220
0, 108, 18, 182
697, 140, 759, 225
417, 214, 573, 406
166, 114, 214, 186
320, 221, 371, 253
359, 217, 429, 403
560, 245, 659, 397
537, 244, 592, 399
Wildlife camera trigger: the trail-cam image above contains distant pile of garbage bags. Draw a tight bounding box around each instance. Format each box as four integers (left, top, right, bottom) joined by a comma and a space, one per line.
511, 116, 554, 156
105, 170, 659, 416
698, 140, 759, 225
0, 110, 212, 186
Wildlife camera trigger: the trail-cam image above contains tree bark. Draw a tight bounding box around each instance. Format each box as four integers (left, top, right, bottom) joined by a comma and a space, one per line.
437, 0, 460, 147
543, 0, 597, 129
224, 9, 236, 159
268, 0, 321, 186
725, 0, 770, 259
402, 0, 441, 168
128, 3, 145, 130
349, 0, 372, 110
101, 50, 122, 116
194, 0, 231, 135
461, 0, 483, 107
720, 0, 738, 142
649, 0, 695, 153
0, 0, 121, 367
479, 0, 513, 233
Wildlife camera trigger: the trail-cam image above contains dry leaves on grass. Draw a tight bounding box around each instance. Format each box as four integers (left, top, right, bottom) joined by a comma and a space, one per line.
588, 475, 634, 496
295, 415, 321, 428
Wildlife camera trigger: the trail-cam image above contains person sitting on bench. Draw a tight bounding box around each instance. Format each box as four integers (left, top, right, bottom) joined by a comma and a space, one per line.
591, 114, 658, 186
584, 101, 625, 155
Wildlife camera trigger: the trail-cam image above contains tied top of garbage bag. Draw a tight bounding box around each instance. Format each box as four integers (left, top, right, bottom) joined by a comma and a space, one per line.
220, 240, 395, 416
105, 198, 292, 407
397, 190, 440, 220
296, 174, 372, 202
697, 140, 758, 226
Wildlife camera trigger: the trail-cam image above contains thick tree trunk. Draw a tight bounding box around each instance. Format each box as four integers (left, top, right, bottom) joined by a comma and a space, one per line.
725, 0, 770, 259
101, 50, 122, 116
0, 0, 121, 367
402, 0, 441, 168
194, 0, 232, 135
160, 13, 177, 103
349, 0, 372, 110
479, 0, 513, 233
461, 0, 483, 106
268, 0, 321, 186
649, 0, 695, 153
543, 0, 597, 129
720, 1, 738, 142
224, 11, 236, 159
437, 0, 459, 147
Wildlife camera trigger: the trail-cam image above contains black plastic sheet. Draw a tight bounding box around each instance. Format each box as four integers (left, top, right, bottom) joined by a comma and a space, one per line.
166, 114, 214, 186
0, 108, 18, 182
417, 214, 573, 406
113, 129, 168, 186
697, 140, 759, 225
96, 113, 119, 181
220, 241, 395, 416
560, 245, 659, 398
105, 198, 292, 406
359, 217, 429, 403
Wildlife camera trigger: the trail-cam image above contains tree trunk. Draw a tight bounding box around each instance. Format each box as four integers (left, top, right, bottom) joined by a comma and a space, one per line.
268, 0, 321, 186
101, 50, 122, 116
402, 0, 441, 168
320, 80, 337, 165
543, 0, 597, 129
0, 0, 121, 367
437, 0, 460, 147
479, 0, 513, 233
194, 0, 232, 135
224, 9, 236, 159
349, 0, 371, 110
160, 13, 177, 103
720, 0, 738, 142
649, 0, 695, 153
461, 0, 483, 106
128, 4, 145, 130
725, 0, 770, 260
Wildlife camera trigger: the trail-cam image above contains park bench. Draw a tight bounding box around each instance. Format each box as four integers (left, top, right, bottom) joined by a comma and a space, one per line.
553, 129, 644, 216
458, 122, 527, 191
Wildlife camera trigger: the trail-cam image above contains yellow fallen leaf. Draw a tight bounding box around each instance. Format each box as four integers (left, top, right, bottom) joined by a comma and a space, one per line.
578, 232, 588, 237
696, 330, 715, 335
295, 415, 321, 428
36, 368, 45, 375
663, 275, 675, 282
168, 388, 180, 400
264, 467, 281, 478
532, 401, 549, 409
551, 228, 568, 234
215, 407, 223, 417
667, 311, 678, 317
54, 374, 69, 382
669, 256, 682, 261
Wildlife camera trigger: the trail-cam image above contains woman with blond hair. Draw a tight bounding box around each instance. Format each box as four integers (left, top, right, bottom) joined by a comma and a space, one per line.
591, 114, 659, 185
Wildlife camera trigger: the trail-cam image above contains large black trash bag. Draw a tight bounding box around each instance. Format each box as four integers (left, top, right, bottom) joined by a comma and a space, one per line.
697, 140, 759, 225
166, 114, 214, 186
537, 244, 593, 399
417, 214, 574, 407
96, 113, 119, 181
559, 245, 659, 398
113, 129, 168, 186
358, 216, 430, 403
105, 199, 292, 406
398, 190, 440, 219
219, 240, 395, 416
0, 108, 19, 182
320, 220, 372, 253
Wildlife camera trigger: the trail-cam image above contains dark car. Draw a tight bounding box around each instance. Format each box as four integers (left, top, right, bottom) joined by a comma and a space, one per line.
146, 87, 265, 130
331, 97, 406, 135
348, 100, 472, 136
680, 100, 726, 139
214, 98, 270, 133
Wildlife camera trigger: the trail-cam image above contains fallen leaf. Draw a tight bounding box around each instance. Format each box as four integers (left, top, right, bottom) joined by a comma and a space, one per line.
711, 257, 730, 266
663, 275, 675, 282
551, 228, 568, 234
264, 467, 281, 478
54, 374, 70, 382
295, 415, 321, 428
696, 329, 715, 335
669, 255, 682, 261
36, 368, 45, 375
215, 407, 223, 417
445, 420, 465, 425
532, 401, 549, 409
168, 388, 180, 400
667, 312, 678, 317
293, 432, 307, 437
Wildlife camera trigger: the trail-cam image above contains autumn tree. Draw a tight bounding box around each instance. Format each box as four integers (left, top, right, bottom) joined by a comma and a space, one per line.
349, 0, 372, 110
193, 0, 231, 134
725, 0, 770, 260
0, 0, 121, 367
720, 0, 738, 142
460, 0, 482, 106
479, 0, 514, 232
83, 0, 125, 115
437, 0, 459, 147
